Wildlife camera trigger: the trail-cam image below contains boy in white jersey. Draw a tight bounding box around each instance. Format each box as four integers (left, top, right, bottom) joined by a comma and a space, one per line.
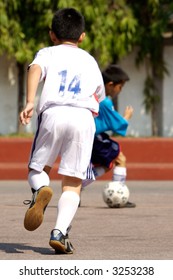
20, 8, 105, 254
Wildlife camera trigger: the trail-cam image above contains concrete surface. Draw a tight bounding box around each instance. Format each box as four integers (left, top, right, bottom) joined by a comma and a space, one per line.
0, 180, 173, 260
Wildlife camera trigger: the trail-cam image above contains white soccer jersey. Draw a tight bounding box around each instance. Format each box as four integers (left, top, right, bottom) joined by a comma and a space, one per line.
30, 44, 105, 115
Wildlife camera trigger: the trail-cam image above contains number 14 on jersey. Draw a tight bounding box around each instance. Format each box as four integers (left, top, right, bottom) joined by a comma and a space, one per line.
58, 70, 81, 96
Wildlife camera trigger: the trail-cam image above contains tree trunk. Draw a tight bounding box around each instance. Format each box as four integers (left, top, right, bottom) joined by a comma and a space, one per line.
151, 73, 163, 136
17, 62, 25, 133
151, 45, 164, 136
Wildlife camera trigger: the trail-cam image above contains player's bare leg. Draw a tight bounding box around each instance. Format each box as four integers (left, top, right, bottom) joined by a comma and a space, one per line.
114, 151, 126, 167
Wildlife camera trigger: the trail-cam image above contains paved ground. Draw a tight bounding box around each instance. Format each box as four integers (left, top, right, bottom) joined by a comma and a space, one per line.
0, 180, 173, 260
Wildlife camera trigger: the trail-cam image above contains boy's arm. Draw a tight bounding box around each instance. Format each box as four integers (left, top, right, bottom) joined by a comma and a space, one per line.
19, 64, 41, 125
95, 98, 129, 136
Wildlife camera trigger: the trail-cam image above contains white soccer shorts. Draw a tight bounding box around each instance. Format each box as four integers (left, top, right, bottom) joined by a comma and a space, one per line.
29, 105, 95, 179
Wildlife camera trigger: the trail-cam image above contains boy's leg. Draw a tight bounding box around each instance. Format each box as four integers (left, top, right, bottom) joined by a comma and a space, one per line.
113, 151, 127, 183
113, 152, 136, 208
84, 150, 136, 208
89, 152, 126, 182
49, 175, 81, 254
55, 175, 81, 234
24, 169, 53, 231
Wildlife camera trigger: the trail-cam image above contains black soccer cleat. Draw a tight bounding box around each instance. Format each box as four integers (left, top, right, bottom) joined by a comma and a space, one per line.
49, 229, 74, 254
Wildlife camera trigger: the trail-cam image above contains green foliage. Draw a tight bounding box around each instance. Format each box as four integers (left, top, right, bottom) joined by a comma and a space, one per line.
1, 0, 173, 135
0, 0, 137, 67
79, 0, 137, 67
127, 0, 173, 135
128, 0, 173, 72
0, 0, 54, 63
1, 0, 172, 75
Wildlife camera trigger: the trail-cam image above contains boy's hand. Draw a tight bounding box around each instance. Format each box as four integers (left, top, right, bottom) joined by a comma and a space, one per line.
19, 102, 34, 125
123, 105, 134, 120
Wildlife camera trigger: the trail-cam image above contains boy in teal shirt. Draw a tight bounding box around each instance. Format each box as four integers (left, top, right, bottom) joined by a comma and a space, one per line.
84, 64, 135, 208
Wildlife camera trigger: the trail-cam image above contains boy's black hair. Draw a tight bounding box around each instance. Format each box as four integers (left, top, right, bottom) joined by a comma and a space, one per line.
102, 64, 130, 85
51, 8, 85, 42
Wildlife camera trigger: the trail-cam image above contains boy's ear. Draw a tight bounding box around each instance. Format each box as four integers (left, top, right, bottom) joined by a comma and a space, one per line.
49, 30, 58, 44
107, 81, 114, 86
78, 32, 85, 43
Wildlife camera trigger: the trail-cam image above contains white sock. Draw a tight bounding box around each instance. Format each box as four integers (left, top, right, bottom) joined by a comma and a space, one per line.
112, 166, 126, 184
54, 191, 80, 235
93, 166, 105, 177
28, 170, 50, 191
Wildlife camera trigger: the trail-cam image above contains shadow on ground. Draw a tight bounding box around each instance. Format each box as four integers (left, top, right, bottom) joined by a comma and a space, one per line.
0, 243, 53, 255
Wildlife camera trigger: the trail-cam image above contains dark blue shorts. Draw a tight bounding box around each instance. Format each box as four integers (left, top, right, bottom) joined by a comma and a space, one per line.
91, 132, 120, 168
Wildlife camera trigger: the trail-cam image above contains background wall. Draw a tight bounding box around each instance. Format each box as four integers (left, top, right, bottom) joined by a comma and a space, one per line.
0, 46, 173, 136
163, 46, 173, 136
119, 46, 173, 137
0, 55, 18, 135
119, 50, 151, 137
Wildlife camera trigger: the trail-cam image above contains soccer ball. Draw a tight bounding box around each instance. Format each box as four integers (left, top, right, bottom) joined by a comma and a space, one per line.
103, 181, 130, 208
